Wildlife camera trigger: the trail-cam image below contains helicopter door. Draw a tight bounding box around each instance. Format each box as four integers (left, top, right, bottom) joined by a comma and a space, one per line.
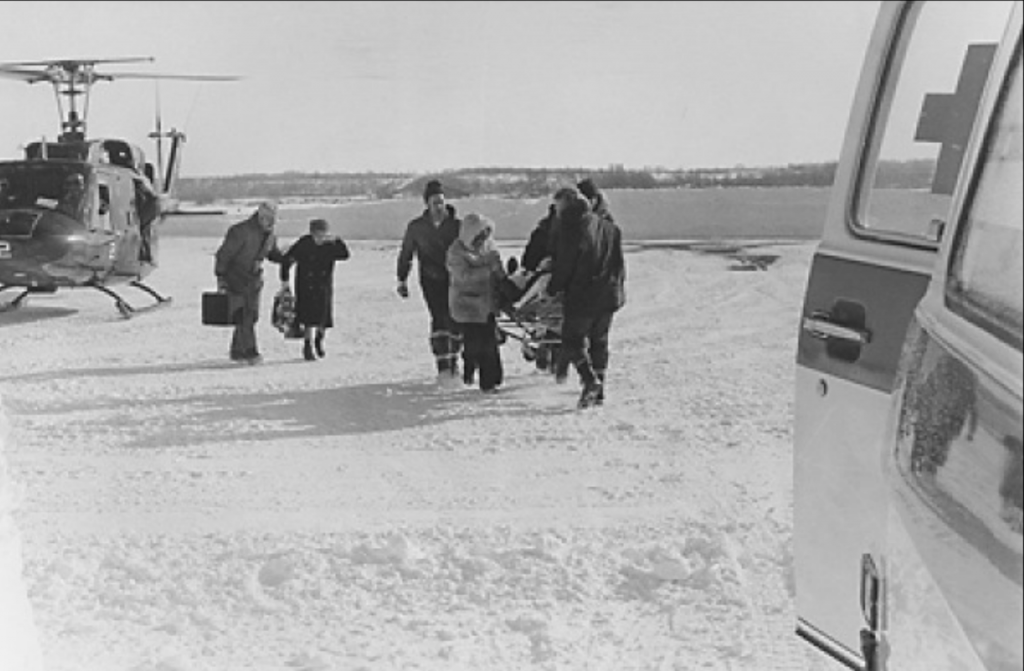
96, 184, 112, 233
793, 1, 1016, 667
77, 177, 116, 271
104, 173, 142, 277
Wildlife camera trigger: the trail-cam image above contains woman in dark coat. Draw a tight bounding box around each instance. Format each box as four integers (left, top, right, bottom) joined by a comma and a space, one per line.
279, 218, 351, 361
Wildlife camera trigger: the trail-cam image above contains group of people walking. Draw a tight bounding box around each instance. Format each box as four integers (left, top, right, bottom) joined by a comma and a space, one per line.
214, 201, 350, 365
212, 177, 626, 410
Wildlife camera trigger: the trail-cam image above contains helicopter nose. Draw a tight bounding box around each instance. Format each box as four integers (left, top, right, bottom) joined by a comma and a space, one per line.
29, 210, 90, 262
0, 212, 78, 289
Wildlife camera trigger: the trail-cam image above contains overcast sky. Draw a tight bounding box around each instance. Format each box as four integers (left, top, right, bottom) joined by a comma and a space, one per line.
0, 1, 882, 177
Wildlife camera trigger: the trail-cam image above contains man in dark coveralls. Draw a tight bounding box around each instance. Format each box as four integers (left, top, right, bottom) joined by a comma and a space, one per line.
396, 179, 462, 379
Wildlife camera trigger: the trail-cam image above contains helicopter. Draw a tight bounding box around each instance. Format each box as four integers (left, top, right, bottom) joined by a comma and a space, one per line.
0, 57, 237, 317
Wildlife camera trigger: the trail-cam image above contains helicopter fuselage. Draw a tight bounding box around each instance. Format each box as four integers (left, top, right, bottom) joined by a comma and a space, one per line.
0, 142, 162, 296
0, 206, 94, 290
0, 56, 234, 316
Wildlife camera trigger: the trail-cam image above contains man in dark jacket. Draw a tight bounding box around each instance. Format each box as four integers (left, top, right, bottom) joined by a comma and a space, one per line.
522, 204, 557, 273
517, 203, 560, 372
396, 180, 463, 379
214, 200, 286, 364
547, 187, 626, 409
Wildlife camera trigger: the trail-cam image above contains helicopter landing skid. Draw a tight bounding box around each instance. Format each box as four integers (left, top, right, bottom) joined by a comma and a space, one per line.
91, 281, 172, 318
0, 287, 32, 312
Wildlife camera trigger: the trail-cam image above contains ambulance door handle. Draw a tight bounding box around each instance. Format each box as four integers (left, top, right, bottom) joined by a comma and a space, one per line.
802, 311, 872, 345
803, 300, 873, 364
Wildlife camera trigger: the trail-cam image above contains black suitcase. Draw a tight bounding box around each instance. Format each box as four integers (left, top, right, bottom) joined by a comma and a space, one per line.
201, 291, 242, 326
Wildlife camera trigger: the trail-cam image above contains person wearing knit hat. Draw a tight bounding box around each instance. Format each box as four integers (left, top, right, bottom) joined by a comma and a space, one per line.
423, 179, 444, 202
577, 177, 615, 224
396, 179, 463, 380
446, 213, 507, 392
576, 178, 599, 201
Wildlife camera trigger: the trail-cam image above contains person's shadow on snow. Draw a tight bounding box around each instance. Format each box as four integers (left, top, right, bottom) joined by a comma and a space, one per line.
129, 378, 570, 447
0, 363, 572, 447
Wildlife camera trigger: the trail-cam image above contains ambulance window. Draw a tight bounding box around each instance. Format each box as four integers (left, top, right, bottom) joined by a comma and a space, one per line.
947, 50, 1023, 351
855, 1, 1014, 243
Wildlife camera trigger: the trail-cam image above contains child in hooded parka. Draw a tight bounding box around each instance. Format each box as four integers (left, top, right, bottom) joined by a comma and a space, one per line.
446, 213, 507, 392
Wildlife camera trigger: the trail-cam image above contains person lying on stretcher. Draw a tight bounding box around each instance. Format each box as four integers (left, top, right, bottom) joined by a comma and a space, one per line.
498, 202, 561, 315
503, 256, 555, 314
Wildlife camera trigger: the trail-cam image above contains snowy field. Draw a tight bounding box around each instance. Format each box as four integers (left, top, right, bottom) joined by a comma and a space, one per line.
0, 235, 832, 671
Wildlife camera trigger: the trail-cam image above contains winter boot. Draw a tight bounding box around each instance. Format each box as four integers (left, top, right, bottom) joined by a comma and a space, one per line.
314, 332, 325, 358
575, 360, 603, 410
535, 346, 550, 371
303, 339, 316, 361
553, 355, 570, 384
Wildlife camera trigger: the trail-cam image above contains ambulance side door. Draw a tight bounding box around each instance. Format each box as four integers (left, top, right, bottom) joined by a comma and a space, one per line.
793, 1, 1017, 667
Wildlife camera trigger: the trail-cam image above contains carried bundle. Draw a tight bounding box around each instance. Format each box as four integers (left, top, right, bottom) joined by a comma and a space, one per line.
272, 286, 304, 339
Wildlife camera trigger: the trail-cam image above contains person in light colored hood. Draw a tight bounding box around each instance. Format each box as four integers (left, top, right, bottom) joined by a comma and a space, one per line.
446, 213, 507, 392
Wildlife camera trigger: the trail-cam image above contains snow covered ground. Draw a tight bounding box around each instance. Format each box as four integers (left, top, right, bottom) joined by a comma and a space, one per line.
0, 236, 832, 671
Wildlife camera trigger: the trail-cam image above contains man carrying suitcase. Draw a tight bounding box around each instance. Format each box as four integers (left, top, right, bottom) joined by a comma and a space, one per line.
214, 200, 286, 364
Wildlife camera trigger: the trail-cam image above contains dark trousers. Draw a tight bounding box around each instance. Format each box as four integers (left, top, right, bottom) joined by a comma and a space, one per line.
420, 277, 462, 374
560, 311, 615, 384
230, 286, 261, 358
458, 316, 504, 391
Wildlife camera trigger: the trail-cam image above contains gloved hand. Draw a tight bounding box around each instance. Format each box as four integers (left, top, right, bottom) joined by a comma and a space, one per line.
216, 276, 228, 292
396, 280, 409, 299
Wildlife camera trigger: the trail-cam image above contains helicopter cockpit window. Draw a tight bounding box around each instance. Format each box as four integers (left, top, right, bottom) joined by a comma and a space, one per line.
56, 173, 86, 217
103, 140, 137, 170
0, 164, 89, 214
0, 178, 13, 209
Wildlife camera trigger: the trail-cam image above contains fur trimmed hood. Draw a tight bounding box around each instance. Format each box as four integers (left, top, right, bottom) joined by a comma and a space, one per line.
459, 213, 495, 247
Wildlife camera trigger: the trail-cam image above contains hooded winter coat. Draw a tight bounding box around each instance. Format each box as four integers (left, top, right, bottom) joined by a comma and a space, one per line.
548, 200, 626, 318
446, 215, 506, 324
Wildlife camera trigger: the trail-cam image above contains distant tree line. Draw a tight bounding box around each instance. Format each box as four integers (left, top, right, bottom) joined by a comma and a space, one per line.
176, 159, 936, 204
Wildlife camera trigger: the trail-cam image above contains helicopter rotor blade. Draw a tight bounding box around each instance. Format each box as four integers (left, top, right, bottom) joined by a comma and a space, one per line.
0, 57, 155, 68
0, 66, 51, 83
90, 72, 241, 82
2, 57, 239, 141
1, 59, 239, 85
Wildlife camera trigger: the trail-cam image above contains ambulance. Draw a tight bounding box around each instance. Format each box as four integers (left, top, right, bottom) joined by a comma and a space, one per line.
794, 2, 1022, 670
